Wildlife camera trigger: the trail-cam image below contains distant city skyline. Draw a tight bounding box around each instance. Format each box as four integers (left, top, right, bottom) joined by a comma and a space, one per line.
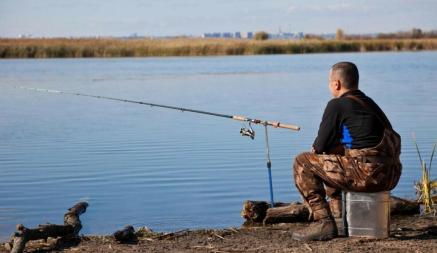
1, 0, 436, 38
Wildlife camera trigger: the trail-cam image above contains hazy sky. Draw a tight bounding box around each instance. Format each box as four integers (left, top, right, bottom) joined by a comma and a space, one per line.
1, 0, 436, 37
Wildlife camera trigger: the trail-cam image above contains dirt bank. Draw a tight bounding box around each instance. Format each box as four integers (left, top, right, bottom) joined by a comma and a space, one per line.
2, 214, 436, 253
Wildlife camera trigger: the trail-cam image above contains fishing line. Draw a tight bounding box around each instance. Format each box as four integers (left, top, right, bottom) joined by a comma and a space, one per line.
18, 86, 300, 206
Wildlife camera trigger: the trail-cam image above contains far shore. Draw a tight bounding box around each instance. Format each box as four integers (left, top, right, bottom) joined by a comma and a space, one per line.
1, 38, 437, 58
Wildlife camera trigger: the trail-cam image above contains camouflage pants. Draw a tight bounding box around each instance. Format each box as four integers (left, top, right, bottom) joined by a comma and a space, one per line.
293, 129, 402, 220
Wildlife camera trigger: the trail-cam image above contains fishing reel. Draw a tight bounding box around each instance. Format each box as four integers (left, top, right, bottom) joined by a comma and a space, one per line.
240, 122, 255, 140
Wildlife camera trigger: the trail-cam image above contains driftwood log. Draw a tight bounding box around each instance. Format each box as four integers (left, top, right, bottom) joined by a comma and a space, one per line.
241, 201, 309, 225
263, 202, 310, 224
242, 196, 419, 225
390, 196, 421, 215
7, 202, 88, 253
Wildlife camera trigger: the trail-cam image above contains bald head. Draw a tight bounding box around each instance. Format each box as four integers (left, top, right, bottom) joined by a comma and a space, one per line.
330, 62, 359, 90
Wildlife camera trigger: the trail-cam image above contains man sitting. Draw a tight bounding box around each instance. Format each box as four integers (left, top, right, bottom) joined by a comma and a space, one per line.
292, 62, 402, 241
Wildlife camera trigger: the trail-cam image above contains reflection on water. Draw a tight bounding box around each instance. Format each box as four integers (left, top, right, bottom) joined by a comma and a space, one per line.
0, 52, 437, 241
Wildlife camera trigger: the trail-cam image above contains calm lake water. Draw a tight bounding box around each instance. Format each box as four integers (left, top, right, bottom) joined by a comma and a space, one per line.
1, 52, 436, 241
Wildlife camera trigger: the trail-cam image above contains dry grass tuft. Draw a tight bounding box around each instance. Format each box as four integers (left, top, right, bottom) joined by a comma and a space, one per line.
413, 133, 437, 215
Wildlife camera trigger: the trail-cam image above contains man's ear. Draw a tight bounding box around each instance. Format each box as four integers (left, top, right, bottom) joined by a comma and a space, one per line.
335, 80, 341, 90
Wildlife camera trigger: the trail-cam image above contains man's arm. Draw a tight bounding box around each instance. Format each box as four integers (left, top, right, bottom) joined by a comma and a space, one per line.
313, 100, 340, 154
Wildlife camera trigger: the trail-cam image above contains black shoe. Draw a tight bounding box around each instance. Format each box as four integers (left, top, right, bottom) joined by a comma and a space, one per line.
292, 217, 338, 241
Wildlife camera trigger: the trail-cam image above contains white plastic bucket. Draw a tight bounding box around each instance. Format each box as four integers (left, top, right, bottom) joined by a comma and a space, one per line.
343, 191, 390, 239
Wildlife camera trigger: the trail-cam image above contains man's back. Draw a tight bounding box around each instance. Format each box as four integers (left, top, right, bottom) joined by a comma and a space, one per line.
313, 89, 392, 154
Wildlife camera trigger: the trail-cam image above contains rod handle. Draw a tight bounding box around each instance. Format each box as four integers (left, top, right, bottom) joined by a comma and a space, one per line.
270, 121, 301, 131
232, 115, 247, 121
233, 116, 300, 131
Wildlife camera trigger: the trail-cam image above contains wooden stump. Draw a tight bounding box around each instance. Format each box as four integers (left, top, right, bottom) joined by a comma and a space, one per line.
113, 225, 137, 243
240, 201, 270, 223
9, 202, 88, 253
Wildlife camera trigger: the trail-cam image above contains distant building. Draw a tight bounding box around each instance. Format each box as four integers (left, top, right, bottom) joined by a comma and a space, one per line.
222, 32, 233, 38
18, 34, 32, 38
201, 31, 307, 40
241, 32, 253, 39
282, 33, 295, 39
128, 33, 139, 38
203, 32, 237, 38
320, 33, 336, 39
202, 33, 221, 38
268, 32, 305, 40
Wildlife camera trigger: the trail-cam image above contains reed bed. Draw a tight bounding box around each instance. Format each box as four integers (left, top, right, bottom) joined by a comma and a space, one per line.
1, 38, 437, 58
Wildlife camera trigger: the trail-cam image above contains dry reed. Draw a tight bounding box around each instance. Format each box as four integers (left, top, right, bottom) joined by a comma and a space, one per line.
413, 133, 437, 215
1, 38, 437, 58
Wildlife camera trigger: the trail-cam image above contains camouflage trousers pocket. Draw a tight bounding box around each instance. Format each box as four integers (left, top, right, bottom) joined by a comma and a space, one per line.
359, 161, 381, 177
362, 162, 391, 189
320, 155, 344, 174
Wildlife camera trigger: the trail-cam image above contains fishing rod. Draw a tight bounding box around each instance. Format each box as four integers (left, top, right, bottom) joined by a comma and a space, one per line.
18, 86, 300, 206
